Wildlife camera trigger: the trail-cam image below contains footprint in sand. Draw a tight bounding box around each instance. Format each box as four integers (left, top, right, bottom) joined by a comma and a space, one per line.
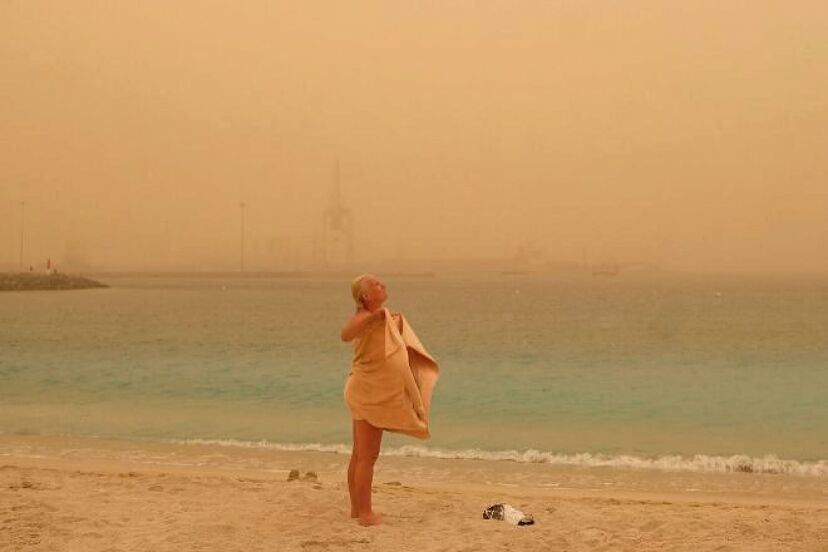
7, 480, 40, 490
58, 515, 87, 524
382, 481, 412, 490
578, 527, 609, 545
301, 537, 372, 548
639, 520, 665, 532
287, 469, 319, 483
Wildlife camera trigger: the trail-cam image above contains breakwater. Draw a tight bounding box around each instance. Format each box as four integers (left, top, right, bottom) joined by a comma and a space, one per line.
0, 273, 107, 291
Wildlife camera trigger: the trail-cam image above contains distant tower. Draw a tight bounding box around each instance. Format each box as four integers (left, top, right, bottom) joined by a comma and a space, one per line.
322, 160, 354, 270
239, 202, 246, 272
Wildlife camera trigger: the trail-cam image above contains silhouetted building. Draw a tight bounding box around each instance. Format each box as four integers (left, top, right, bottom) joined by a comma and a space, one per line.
322, 161, 354, 270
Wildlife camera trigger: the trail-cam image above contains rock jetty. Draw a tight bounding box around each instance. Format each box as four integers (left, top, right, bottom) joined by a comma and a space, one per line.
0, 273, 108, 291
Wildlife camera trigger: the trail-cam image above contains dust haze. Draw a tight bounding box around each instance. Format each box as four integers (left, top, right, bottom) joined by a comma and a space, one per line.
2, 1, 826, 274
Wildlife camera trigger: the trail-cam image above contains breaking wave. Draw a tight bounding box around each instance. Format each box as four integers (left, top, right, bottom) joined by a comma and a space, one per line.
171, 438, 828, 477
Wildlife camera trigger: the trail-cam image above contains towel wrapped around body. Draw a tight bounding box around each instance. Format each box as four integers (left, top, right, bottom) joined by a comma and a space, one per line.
344, 308, 439, 439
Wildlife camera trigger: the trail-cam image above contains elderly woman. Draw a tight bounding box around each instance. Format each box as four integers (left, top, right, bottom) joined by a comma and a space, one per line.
340, 274, 439, 526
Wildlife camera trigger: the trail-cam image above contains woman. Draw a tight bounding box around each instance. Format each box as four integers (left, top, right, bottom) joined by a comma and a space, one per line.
340, 274, 439, 526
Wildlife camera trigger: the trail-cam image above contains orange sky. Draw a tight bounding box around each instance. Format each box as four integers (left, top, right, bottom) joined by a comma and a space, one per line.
2, 1, 826, 272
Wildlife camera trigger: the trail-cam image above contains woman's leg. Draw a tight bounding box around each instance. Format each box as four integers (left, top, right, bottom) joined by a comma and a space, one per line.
353, 419, 384, 526
348, 420, 358, 517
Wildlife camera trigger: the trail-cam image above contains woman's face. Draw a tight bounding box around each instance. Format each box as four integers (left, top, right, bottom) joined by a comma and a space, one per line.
361, 276, 387, 307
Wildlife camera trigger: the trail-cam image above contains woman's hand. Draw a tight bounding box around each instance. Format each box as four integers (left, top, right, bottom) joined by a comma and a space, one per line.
340, 308, 385, 342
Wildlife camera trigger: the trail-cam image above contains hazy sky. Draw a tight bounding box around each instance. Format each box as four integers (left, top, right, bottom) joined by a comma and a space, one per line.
2, 1, 826, 272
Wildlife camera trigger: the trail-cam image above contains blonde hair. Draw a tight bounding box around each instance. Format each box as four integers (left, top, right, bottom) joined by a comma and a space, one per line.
350, 273, 374, 309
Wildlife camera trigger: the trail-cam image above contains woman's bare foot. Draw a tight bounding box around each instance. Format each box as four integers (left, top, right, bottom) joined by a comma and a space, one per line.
357, 513, 383, 527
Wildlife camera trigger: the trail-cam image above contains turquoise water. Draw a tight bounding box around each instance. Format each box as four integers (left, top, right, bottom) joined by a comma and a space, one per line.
2, 273, 827, 473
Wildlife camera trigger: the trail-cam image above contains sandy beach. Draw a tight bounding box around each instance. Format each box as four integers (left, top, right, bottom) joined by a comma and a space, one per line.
1, 434, 826, 551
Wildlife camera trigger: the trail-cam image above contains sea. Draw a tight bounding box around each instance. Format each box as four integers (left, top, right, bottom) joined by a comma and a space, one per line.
2, 272, 827, 477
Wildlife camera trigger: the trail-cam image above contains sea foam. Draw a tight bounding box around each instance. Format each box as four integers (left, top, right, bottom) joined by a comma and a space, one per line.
171, 438, 828, 477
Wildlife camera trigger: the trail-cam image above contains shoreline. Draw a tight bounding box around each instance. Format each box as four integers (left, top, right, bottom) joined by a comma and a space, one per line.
2, 433, 827, 550
169, 437, 828, 478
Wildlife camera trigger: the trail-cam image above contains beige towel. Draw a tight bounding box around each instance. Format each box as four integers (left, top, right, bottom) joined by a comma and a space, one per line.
344, 308, 439, 438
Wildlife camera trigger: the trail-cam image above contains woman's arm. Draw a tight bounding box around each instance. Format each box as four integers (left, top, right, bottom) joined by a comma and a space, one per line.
340, 309, 385, 342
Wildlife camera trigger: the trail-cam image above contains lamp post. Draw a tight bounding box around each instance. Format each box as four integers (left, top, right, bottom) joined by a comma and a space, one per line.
240, 202, 246, 273
18, 201, 25, 272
